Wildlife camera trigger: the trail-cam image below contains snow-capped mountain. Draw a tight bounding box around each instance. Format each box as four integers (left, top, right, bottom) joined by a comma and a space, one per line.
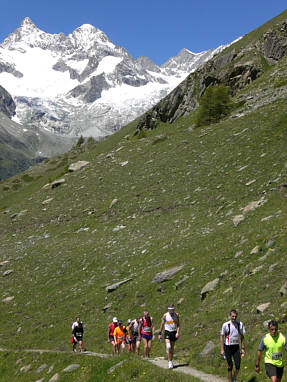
0, 18, 225, 138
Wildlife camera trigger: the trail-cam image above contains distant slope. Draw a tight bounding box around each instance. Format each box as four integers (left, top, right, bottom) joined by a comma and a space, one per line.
0, 110, 76, 180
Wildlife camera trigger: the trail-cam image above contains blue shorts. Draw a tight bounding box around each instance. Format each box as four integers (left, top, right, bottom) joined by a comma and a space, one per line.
141, 334, 152, 341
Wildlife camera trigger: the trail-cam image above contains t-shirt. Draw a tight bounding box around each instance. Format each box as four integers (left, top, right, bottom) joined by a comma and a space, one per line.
132, 320, 139, 336
72, 321, 79, 330
73, 326, 83, 340
221, 320, 245, 346
114, 326, 126, 343
258, 332, 287, 367
109, 323, 117, 336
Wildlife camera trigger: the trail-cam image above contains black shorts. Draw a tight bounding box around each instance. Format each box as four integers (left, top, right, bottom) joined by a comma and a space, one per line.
224, 344, 241, 370
164, 330, 177, 342
126, 338, 136, 344
265, 363, 284, 378
75, 336, 83, 342
109, 335, 115, 343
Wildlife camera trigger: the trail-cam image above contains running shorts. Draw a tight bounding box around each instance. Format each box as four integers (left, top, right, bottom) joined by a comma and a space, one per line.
141, 334, 152, 341
109, 335, 115, 343
224, 344, 241, 370
164, 330, 177, 342
265, 363, 284, 379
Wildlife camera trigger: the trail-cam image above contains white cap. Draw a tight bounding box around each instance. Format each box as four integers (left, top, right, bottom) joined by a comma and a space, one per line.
113, 317, 118, 323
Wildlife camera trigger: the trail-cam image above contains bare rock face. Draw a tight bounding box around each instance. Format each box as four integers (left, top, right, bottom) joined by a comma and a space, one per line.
0, 85, 16, 118
135, 20, 287, 132
263, 22, 287, 61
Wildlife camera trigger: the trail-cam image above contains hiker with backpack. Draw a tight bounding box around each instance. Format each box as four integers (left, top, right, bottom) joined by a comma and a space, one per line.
158, 303, 180, 369
220, 309, 245, 382
138, 311, 155, 358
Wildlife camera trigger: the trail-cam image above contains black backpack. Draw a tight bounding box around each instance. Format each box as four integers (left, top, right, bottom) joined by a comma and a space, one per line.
226, 321, 242, 336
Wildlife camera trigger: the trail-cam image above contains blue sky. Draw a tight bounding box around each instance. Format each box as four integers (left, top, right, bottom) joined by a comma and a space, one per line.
1, 0, 286, 65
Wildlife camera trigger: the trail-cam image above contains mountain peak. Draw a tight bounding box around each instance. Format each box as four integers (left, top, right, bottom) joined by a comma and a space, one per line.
19, 17, 40, 34
21, 17, 36, 27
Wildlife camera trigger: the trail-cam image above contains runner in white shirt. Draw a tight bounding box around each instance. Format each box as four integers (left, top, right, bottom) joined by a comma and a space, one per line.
72, 316, 81, 331
220, 309, 246, 382
158, 304, 180, 369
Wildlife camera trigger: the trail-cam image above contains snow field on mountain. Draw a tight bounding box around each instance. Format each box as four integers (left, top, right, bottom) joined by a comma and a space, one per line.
0, 47, 78, 98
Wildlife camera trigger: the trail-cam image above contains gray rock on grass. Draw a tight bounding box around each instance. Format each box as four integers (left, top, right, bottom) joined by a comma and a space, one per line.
280, 281, 287, 296
200, 278, 219, 300
152, 265, 185, 283
3, 269, 13, 276
200, 341, 216, 356
20, 364, 31, 373
63, 364, 80, 372
68, 161, 90, 172
106, 278, 133, 292
48, 374, 60, 382
51, 178, 65, 189
2, 296, 14, 303
257, 302, 271, 313
35, 364, 47, 374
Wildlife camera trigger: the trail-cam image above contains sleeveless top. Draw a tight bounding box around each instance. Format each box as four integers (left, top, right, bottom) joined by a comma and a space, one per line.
141, 316, 153, 335
164, 311, 178, 332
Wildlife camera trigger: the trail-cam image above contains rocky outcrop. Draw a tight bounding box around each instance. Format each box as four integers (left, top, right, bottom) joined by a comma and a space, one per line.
135, 18, 287, 132
263, 22, 287, 61
0, 85, 16, 118
69, 73, 110, 103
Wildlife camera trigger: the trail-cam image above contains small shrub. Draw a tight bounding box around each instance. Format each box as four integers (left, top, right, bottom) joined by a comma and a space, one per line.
195, 84, 234, 126
135, 129, 147, 139
76, 135, 85, 146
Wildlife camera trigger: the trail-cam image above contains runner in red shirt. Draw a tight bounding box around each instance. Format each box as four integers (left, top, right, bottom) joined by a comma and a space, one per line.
139, 311, 155, 358
107, 317, 118, 355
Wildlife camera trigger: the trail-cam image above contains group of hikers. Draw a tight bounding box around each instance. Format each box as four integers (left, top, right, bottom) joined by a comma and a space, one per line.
71, 307, 287, 381
72, 304, 180, 369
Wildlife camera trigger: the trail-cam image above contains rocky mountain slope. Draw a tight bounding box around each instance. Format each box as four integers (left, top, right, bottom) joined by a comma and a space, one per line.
0, 18, 224, 138
136, 9, 287, 131
0, 10, 287, 382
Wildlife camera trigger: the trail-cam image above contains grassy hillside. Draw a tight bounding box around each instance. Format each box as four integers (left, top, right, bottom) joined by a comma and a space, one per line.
0, 15, 287, 382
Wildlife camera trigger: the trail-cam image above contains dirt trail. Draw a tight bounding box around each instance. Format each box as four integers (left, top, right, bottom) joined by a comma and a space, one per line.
0, 348, 226, 381
149, 358, 226, 382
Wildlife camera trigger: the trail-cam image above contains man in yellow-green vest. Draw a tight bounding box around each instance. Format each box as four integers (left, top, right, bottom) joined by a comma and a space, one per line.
256, 320, 287, 381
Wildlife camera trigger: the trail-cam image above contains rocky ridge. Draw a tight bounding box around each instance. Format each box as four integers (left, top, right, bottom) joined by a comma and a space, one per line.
136, 15, 287, 131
